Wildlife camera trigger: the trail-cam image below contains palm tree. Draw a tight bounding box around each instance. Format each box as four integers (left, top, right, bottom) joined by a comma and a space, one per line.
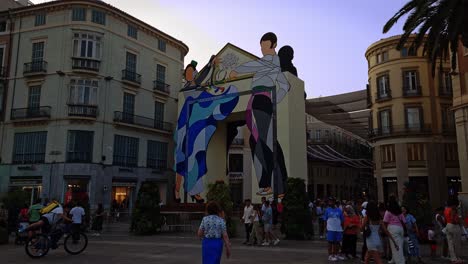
383, 0, 468, 75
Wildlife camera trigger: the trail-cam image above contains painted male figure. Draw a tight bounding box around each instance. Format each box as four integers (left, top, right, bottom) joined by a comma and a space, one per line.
230, 32, 290, 196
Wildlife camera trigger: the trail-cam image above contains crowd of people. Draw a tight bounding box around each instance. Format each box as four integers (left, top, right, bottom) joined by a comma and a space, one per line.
241, 197, 282, 246
307, 196, 468, 263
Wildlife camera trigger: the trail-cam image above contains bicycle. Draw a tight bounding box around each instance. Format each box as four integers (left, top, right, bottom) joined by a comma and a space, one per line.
25, 223, 88, 258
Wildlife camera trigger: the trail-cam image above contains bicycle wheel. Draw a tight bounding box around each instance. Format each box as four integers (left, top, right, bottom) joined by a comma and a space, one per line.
25, 234, 50, 258
64, 232, 88, 255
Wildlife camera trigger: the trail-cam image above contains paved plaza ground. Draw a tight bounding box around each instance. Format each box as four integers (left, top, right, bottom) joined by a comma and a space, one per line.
1, 223, 466, 264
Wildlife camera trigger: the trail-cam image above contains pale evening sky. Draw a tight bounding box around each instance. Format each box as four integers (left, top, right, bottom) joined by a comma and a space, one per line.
37, 0, 409, 98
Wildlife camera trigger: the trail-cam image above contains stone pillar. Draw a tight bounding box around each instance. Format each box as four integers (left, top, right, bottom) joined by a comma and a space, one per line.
427, 142, 447, 207
374, 145, 384, 202
395, 143, 409, 202
455, 107, 468, 208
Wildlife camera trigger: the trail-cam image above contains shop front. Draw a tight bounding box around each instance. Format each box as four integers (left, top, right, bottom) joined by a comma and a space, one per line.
111, 178, 137, 217
447, 177, 462, 198
9, 176, 42, 205
383, 177, 398, 202
63, 176, 90, 205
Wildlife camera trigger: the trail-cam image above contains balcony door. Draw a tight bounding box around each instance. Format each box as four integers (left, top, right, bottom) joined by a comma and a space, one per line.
379, 110, 391, 134
406, 107, 422, 130
123, 93, 135, 123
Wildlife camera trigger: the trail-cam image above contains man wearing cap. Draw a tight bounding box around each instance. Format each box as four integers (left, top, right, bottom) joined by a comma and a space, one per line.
323, 197, 345, 262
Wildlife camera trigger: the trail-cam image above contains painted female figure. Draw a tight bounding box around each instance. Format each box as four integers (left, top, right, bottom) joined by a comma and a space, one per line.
174, 57, 239, 203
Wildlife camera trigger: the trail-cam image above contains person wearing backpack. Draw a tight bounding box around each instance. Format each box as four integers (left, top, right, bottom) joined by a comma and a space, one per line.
26, 199, 71, 240
28, 199, 43, 224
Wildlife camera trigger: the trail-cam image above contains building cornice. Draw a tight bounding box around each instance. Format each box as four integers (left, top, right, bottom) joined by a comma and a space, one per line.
7, 0, 189, 55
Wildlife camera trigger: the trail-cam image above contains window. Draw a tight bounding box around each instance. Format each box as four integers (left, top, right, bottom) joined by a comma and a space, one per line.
228, 153, 243, 173
154, 101, 165, 127
147, 140, 167, 170
69, 79, 98, 105
72, 7, 86, 21
158, 39, 166, 52
405, 107, 422, 129
440, 71, 453, 95
113, 135, 139, 167
28, 86, 41, 109
72, 32, 101, 60
376, 51, 388, 63
401, 46, 416, 57
156, 64, 166, 84
32, 42, 45, 62
445, 143, 458, 161
377, 74, 390, 97
441, 105, 455, 131
315, 130, 321, 141
379, 109, 391, 133
407, 143, 426, 161
0, 46, 5, 68
126, 52, 137, 73
403, 70, 419, 92
0, 21, 6, 32
91, 10, 106, 25
127, 25, 137, 39
67, 131, 94, 162
35, 13, 46, 26
123, 93, 135, 115
13, 132, 47, 164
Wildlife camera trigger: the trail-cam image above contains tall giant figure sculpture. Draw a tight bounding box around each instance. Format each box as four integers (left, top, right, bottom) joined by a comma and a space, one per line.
230, 32, 290, 196
174, 57, 239, 203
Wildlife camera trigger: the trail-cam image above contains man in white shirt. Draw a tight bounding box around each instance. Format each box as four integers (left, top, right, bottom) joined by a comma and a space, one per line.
242, 199, 254, 244
70, 202, 86, 241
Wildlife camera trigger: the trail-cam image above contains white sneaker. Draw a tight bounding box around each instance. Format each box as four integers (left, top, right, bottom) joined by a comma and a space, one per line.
388, 260, 394, 264
328, 255, 338, 262
320, 235, 324, 239
337, 255, 345, 261
273, 239, 280, 245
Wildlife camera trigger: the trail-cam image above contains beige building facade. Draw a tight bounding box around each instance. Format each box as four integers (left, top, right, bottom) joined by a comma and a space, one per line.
366, 35, 459, 206
453, 42, 468, 205
0, 0, 188, 210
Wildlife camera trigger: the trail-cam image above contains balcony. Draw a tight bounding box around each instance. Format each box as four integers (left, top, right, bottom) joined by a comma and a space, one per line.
68, 105, 98, 118
147, 159, 167, 171
113, 111, 172, 132
153, 80, 170, 94
11, 106, 51, 120
368, 124, 432, 139
122, 69, 141, 86
403, 86, 422, 97
375, 90, 392, 102
439, 87, 453, 97
23, 61, 47, 76
72, 58, 100, 72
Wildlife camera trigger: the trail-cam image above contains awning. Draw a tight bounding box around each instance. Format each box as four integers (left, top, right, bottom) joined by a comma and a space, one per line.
307, 90, 370, 139
307, 144, 373, 169
10, 176, 42, 187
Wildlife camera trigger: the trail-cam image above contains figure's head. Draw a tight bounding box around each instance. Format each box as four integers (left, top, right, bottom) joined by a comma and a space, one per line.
278, 45, 294, 62
245, 199, 251, 207
261, 197, 266, 203
260, 32, 277, 55
328, 197, 336, 208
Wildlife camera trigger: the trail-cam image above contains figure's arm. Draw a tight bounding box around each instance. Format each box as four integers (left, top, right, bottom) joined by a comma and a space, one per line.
275, 71, 290, 104
230, 59, 271, 79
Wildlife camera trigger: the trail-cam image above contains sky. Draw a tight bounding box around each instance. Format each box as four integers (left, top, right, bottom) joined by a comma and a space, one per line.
36, 0, 410, 98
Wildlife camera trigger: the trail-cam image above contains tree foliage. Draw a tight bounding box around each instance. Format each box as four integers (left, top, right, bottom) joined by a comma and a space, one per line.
383, 0, 468, 75
131, 182, 162, 235
206, 180, 236, 237
282, 178, 309, 240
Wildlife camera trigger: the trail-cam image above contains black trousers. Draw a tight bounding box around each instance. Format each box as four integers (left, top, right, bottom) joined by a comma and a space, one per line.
71, 223, 81, 241
342, 234, 357, 257
245, 223, 253, 241
361, 237, 368, 261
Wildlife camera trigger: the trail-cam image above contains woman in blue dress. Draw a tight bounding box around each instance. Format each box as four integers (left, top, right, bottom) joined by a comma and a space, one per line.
174, 58, 239, 203
364, 201, 398, 264
402, 206, 423, 263
198, 202, 231, 264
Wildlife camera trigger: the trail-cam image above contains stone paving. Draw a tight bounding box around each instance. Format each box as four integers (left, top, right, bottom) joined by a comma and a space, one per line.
0, 223, 466, 264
